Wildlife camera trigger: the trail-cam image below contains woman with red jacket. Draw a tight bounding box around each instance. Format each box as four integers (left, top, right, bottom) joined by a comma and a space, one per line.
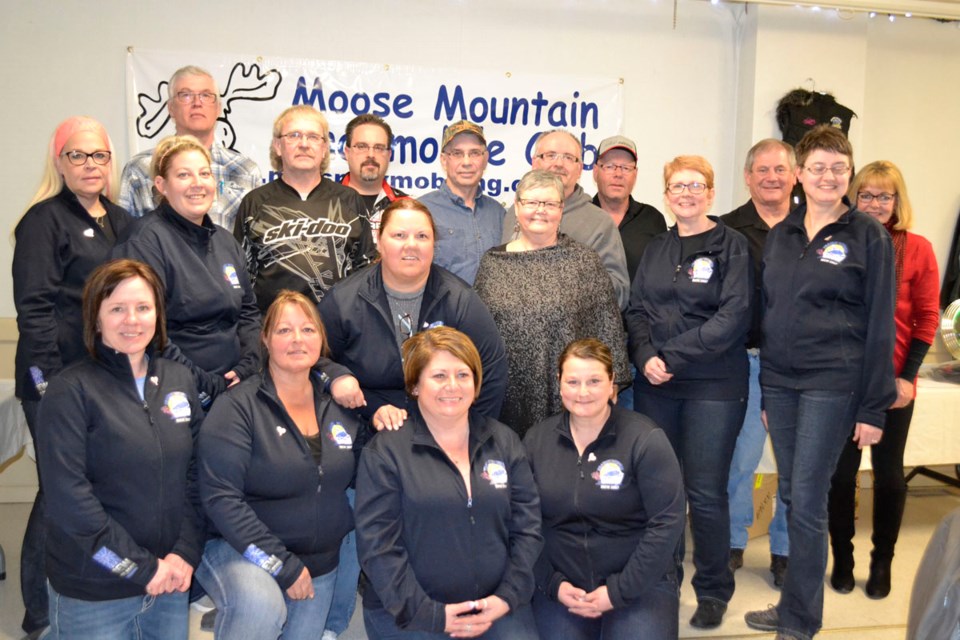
828, 160, 940, 599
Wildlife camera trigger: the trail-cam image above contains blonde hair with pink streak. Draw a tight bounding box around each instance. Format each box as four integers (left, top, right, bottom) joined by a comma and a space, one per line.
26, 116, 119, 212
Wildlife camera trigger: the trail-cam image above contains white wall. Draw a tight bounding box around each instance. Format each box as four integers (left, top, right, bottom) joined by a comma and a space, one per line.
0, 0, 739, 318
731, 4, 960, 307
1, 0, 958, 320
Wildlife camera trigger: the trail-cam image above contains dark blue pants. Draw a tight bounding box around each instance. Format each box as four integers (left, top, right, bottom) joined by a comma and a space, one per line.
763, 386, 859, 640
633, 389, 744, 605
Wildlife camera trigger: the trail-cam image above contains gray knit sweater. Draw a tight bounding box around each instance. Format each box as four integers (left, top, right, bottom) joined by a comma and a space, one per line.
474, 235, 631, 437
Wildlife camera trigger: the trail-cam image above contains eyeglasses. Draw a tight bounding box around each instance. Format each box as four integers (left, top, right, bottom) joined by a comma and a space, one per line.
444, 149, 486, 160
174, 91, 218, 105
279, 131, 324, 145
535, 152, 581, 165
857, 192, 896, 204
518, 199, 563, 213
805, 163, 850, 176
666, 182, 708, 195
597, 162, 637, 174
753, 166, 791, 176
350, 142, 389, 155
62, 150, 111, 166
398, 313, 413, 341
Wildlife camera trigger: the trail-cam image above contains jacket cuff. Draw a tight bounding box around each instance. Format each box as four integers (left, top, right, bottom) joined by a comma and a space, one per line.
275, 554, 306, 591
855, 408, 887, 431
633, 345, 659, 371
547, 571, 567, 601
494, 585, 520, 614
170, 539, 202, 569
128, 555, 159, 588
605, 573, 626, 609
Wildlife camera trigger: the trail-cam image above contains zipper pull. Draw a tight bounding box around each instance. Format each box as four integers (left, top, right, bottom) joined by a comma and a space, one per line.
673, 264, 681, 282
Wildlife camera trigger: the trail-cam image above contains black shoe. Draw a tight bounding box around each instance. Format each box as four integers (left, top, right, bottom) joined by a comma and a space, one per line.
690, 599, 727, 629
744, 605, 779, 631
830, 563, 855, 593
200, 608, 218, 632
865, 559, 891, 599
770, 554, 788, 588
729, 548, 744, 572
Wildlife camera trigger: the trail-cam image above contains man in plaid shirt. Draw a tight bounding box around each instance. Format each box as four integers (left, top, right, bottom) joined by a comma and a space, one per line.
119, 65, 262, 230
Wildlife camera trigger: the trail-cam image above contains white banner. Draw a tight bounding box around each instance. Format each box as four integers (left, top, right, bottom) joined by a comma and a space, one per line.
126, 49, 623, 201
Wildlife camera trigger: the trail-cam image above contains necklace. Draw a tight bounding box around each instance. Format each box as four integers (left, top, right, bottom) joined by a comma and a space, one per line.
94, 214, 107, 229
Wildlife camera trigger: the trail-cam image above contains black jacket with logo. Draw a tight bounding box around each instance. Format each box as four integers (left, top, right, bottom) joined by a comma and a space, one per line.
199, 371, 365, 590
625, 217, 752, 399
355, 408, 542, 633
761, 204, 896, 427
38, 342, 204, 600
524, 405, 684, 607
318, 263, 507, 421
13, 189, 130, 401
114, 203, 261, 404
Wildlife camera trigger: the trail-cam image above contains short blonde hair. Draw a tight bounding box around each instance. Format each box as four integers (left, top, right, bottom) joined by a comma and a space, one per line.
849, 161, 913, 231
402, 327, 483, 401
270, 105, 330, 173
663, 155, 715, 191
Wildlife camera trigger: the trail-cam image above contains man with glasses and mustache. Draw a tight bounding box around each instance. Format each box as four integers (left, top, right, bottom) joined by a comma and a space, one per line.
234, 105, 374, 313
119, 65, 262, 229
592, 135, 667, 283
502, 129, 630, 309
340, 114, 408, 246
418, 120, 506, 285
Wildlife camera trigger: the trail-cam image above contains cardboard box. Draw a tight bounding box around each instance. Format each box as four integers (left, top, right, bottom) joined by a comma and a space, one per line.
748, 473, 778, 539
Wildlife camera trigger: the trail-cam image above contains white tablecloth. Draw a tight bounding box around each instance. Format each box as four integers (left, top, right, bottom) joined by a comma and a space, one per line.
0, 379, 31, 466
757, 377, 960, 473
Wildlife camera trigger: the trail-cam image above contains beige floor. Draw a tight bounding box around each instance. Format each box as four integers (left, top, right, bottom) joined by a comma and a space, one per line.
1, 484, 957, 640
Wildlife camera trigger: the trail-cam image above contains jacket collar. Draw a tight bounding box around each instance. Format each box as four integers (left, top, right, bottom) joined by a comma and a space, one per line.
590, 194, 646, 227
56, 187, 117, 227
158, 201, 217, 245
409, 406, 495, 460
554, 403, 619, 448
783, 198, 856, 234
358, 263, 445, 316
340, 174, 403, 202
256, 366, 324, 405
93, 338, 157, 381
666, 215, 728, 253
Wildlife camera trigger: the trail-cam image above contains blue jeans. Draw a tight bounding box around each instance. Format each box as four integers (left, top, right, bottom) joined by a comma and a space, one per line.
616, 365, 637, 411
762, 386, 859, 640
531, 577, 678, 640
363, 604, 538, 640
633, 390, 744, 604
325, 489, 359, 634
47, 583, 188, 640
728, 354, 789, 555
196, 538, 337, 640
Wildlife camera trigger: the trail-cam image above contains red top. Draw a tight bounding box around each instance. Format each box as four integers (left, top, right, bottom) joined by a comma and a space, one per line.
894, 232, 940, 394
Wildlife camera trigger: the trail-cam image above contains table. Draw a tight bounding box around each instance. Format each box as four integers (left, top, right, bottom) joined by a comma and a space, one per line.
756, 377, 960, 475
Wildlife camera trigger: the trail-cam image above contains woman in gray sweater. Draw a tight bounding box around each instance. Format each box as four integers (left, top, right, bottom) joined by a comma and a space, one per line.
474, 170, 629, 437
